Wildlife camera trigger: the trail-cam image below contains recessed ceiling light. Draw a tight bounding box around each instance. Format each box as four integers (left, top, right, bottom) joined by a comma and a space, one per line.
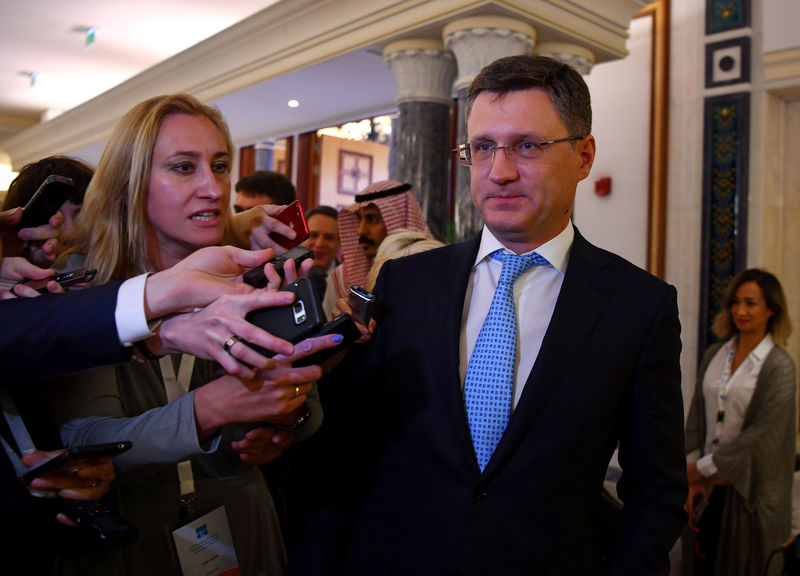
288, 99, 300, 108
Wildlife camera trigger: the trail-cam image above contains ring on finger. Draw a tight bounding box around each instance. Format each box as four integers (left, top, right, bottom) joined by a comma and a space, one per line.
294, 386, 300, 398
223, 335, 243, 355
91, 479, 101, 488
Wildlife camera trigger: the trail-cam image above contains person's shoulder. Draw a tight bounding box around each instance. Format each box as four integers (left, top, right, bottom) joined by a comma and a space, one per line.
764, 345, 797, 372
572, 232, 671, 291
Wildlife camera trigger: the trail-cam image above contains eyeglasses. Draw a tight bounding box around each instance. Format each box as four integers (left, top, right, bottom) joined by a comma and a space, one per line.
453, 136, 585, 167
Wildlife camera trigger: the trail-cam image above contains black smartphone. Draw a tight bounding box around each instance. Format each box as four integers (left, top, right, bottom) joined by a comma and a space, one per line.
348, 285, 375, 326
21, 441, 132, 484
243, 245, 314, 288
268, 200, 310, 249
294, 312, 363, 367
245, 276, 325, 356
15, 267, 97, 294
17, 174, 76, 229
59, 497, 139, 548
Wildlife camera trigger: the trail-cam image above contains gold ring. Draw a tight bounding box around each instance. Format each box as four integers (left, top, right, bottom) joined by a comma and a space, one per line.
223, 335, 242, 355
294, 386, 300, 398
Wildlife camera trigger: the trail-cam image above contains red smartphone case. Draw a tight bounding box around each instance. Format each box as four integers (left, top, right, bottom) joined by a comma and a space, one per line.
269, 201, 310, 249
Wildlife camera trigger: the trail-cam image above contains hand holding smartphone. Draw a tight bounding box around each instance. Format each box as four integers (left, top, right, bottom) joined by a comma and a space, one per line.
293, 313, 363, 367
14, 267, 97, 294
17, 175, 75, 230
21, 441, 132, 484
243, 246, 314, 287
269, 200, 309, 249
348, 285, 375, 326
244, 276, 325, 356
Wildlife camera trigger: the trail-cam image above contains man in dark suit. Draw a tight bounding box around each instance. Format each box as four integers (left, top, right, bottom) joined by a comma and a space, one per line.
290, 55, 686, 575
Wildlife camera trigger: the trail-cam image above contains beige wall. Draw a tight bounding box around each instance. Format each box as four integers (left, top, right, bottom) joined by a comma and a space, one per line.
667, 0, 800, 415
318, 134, 389, 209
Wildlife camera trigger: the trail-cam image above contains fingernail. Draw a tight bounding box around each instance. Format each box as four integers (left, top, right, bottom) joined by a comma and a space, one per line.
19, 230, 30, 240
332, 334, 344, 343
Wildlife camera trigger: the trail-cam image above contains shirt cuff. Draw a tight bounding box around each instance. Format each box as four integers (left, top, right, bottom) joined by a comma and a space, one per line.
115, 273, 156, 346
696, 453, 718, 477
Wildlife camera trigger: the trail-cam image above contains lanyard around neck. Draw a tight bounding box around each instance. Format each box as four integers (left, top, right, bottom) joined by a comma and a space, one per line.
712, 345, 737, 444
159, 354, 198, 500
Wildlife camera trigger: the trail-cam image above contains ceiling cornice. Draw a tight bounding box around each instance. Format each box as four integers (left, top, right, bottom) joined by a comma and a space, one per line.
3, 0, 644, 167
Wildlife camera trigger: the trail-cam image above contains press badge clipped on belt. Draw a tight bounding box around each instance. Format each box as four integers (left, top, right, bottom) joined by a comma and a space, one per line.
171, 505, 240, 576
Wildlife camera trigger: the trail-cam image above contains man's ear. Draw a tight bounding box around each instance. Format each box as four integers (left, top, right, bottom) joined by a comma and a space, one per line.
576, 135, 596, 182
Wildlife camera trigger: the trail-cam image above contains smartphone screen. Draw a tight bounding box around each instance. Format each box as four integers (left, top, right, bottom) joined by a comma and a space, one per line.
17, 175, 76, 229
268, 200, 310, 249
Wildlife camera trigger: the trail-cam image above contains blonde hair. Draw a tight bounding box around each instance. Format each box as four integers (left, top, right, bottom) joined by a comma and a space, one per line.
711, 268, 793, 347
67, 94, 233, 283
365, 229, 445, 291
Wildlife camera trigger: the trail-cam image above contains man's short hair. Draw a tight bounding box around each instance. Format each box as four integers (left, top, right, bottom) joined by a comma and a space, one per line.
235, 170, 297, 205
466, 54, 592, 138
305, 205, 338, 221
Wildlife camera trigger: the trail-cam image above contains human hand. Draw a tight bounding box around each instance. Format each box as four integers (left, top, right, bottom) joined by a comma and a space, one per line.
231, 427, 293, 465
254, 249, 316, 291
144, 245, 276, 318
152, 289, 300, 378
0, 257, 64, 299
333, 296, 375, 343
0, 206, 23, 231
230, 205, 299, 251
23, 450, 115, 527
684, 480, 709, 532
686, 461, 703, 485
16, 211, 64, 266
193, 334, 341, 440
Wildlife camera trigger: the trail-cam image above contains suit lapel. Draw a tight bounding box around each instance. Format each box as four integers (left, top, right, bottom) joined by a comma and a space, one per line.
485, 230, 619, 474
431, 237, 483, 467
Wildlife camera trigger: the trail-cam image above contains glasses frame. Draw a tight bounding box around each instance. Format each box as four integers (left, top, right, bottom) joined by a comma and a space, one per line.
453, 135, 586, 167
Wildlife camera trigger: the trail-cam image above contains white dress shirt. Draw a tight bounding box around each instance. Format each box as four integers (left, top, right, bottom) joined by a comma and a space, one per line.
115, 273, 157, 346
460, 222, 572, 409
695, 333, 775, 477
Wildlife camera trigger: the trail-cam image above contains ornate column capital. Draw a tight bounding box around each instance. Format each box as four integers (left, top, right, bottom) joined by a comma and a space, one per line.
443, 16, 536, 92
535, 42, 595, 75
383, 39, 457, 106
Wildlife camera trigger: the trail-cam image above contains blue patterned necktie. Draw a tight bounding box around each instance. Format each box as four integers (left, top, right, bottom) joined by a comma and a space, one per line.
464, 249, 549, 471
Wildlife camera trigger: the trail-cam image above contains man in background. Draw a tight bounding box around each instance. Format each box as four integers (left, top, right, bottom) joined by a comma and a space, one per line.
301, 205, 340, 299
322, 180, 430, 317
233, 170, 296, 212
303, 205, 340, 277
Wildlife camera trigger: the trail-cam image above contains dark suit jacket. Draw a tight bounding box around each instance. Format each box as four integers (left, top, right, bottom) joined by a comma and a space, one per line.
0, 281, 129, 575
288, 230, 687, 576
2, 281, 129, 380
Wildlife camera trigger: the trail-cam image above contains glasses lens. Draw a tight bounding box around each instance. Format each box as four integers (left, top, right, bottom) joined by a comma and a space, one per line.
457, 145, 471, 166
515, 141, 545, 160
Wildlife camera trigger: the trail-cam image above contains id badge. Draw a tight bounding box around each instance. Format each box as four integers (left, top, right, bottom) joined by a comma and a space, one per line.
171, 505, 240, 576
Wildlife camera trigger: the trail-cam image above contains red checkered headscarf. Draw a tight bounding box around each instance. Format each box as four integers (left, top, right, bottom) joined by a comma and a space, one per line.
337, 180, 431, 291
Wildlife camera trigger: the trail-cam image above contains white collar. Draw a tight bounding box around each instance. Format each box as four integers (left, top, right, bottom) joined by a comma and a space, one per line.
474, 220, 573, 275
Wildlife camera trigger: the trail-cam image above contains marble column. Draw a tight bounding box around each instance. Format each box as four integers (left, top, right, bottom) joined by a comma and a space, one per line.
443, 17, 536, 243
254, 139, 275, 171
535, 42, 595, 75
384, 39, 456, 242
